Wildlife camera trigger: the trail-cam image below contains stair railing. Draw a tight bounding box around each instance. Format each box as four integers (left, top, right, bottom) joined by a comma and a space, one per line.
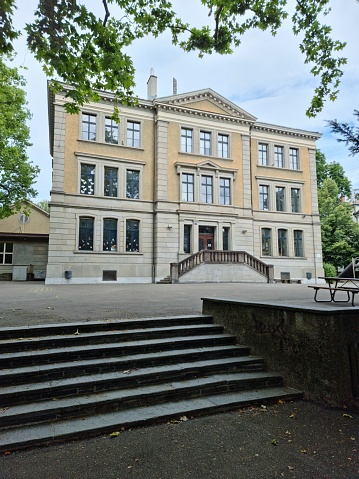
170, 250, 274, 283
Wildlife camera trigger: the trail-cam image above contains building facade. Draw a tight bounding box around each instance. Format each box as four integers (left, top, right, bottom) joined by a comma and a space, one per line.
46, 75, 323, 284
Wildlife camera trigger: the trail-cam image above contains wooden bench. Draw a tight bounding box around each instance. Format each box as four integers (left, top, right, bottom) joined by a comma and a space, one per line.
308, 285, 359, 306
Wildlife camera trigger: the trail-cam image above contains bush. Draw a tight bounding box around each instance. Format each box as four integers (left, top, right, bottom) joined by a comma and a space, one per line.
323, 263, 337, 277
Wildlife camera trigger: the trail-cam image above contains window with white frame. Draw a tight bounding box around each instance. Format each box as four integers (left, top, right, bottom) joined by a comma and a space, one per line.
200, 131, 211, 155
291, 188, 301, 213
126, 220, 140, 252
80, 164, 95, 195
294, 230, 304, 257
182, 173, 194, 202
258, 143, 269, 166
103, 219, 117, 251
289, 148, 299, 169
219, 177, 231, 205
0, 242, 13, 264
181, 128, 193, 153
261, 228, 272, 256
78, 217, 94, 250
82, 113, 96, 141
126, 170, 140, 199
201, 175, 213, 203
275, 187, 285, 211
104, 167, 118, 197
259, 185, 269, 210
126, 121, 140, 148
274, 145, 284, 168
105, 117, 118, 144
218, 134, 229, 158
278, 229, 288, 256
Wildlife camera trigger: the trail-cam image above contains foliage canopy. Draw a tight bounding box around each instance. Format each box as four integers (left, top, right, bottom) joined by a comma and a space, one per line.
316, 150, 352, 198
1, 0, 350, 116
327, 110, 359, 157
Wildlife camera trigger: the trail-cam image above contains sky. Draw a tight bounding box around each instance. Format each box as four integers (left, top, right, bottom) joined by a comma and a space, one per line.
11, 0, 359, 201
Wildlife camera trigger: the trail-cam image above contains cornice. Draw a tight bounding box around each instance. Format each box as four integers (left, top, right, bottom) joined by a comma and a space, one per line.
253, 122, 321, 140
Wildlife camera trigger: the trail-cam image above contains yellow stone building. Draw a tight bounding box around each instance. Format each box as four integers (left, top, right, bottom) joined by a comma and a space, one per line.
46, 74, 323, 284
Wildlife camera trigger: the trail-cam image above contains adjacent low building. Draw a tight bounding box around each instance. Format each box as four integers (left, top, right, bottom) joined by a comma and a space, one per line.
46, 73, 324, 284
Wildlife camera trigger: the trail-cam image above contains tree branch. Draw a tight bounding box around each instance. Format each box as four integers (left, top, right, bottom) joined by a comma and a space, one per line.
102, 0, 110, 26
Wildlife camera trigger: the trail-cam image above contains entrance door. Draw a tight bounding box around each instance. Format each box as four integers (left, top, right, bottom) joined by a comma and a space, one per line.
199, 226, 215, 250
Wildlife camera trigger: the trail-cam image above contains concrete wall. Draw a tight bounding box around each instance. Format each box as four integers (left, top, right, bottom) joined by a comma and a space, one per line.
202, 298, 359, 409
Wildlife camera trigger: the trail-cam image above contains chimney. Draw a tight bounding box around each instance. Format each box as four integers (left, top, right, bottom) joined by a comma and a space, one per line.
147, 68, 157, 100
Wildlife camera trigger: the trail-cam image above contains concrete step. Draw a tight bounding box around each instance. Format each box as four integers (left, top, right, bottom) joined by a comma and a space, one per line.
0, 345, 251, 386
0, 356, 265, 407
0, 387, 303, 452
0, 371, 284, 428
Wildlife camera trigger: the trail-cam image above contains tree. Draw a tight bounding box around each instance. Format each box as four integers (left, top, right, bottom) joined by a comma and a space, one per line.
318, 178, 359, 268
0, 56, 39, 219
316, 150, 351, 198
0, 0, 350, 117
36, 200, 50, 213
327, 110, 359, 157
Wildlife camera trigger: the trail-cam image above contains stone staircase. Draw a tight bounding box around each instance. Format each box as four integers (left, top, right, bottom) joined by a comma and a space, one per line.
0, 315, 302, 451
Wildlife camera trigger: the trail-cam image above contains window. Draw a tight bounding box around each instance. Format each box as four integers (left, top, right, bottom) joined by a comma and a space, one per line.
276, 187, 285, 211
278, 229, 288, 256
126, 170, 140, 199
291, 188, 300, 213
218, 134, 229, 158
200, 131, 211, 155
274, 145, 284, 168
103, 219, 117, 251
127, 121, 140, 148
222, 227, 229, 251
220, 178, 231, 205
258, 143, 268, 166
184, 225, 191, 254
78, 218, 94, 251
0, 242, 13, 264
201, 175, 213, 203
82, 113, 96, 141
261, 229, 272, 256
290, 148, 299, 169
181, 128, 193, 153
80, 164, 95, 195
294, 230, 304, 257
104, 167, 118, 197
126, 220, 139, 252
259, 185, 269, 210
105, 117, 118, 144
182, 173, 194, 202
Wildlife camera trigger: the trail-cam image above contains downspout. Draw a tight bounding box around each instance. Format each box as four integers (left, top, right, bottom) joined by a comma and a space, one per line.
152, 107, 157, 283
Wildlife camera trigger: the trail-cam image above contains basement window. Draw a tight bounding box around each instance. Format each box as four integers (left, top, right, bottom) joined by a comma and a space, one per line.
102, 270, 117, 281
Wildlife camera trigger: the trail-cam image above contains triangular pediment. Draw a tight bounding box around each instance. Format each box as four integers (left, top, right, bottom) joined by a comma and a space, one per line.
155, 89, 256, 122
196, 160, 221, 170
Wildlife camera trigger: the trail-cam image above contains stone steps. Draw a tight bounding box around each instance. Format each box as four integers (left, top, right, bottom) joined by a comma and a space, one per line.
0, 315, 302, 451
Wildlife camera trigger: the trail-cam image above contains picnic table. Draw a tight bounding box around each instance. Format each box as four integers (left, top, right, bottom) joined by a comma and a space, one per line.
308, 277, 359, 306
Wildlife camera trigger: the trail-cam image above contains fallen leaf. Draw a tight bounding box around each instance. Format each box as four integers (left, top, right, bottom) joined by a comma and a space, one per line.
180, 416, 188, 422
271, 439, 279, 446
109, 431, 120, 437
289, 413, 296, 419
343, 414, 353, 419
278, 400, 285, 404
261, 405, 267, 410
134, 457, 140, 462
74, 329, 80, 335
287, 466, 294, 471
301, 449, 307, 454
122, 370, 131, 374
3, 452, 12, 456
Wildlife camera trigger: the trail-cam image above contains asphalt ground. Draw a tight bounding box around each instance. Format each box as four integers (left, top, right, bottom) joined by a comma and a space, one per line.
0, 281, 358, 479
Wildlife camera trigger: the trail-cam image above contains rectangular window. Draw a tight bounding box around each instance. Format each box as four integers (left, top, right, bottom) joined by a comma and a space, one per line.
126, 170, 140, 199
261, 228, 272, 256
218, 134, 229, 158
290, 148, 299, 169
274, 145, 284, 168
182, 173, 194, 202
184, 225, 191, 254
276, 187, 285, 211
259, 185, 269, 210
104, 167, 118, 197
222, 227, 229, 251
200, 131, 211, 155
80, 164, 95, 195
201, 175, 213, 203
103, 219, 117, 251
278, 229, 288, 256
258, 143, 269, 166
127, 121, 140, 148
126, 220, 139, 252
82, 113, 96, 141
220, 178, 231, 205
181, 128, 193, 153
79, 218, 94, 251
291, 188, 300, 213
0, 242, 13, 264
294, 230, 304, 257
105, 117, 118, 144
